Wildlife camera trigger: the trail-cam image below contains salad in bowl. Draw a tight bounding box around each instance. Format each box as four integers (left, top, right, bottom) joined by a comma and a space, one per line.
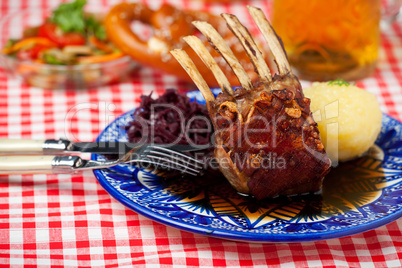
0, 0, 137, 89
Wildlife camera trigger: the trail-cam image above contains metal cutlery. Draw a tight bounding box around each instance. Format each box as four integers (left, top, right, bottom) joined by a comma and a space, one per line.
0, 144, 205, 176
0, 138, 212, 155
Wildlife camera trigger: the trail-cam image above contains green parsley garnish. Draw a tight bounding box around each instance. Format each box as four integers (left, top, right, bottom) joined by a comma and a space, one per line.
85, 16, 107, 41
50, 0, 86, 33
327, 79, 352, 86
50, 0, 107, 40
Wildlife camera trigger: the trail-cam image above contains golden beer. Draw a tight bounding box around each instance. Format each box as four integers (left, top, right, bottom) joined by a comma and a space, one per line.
271, 0, 381, 81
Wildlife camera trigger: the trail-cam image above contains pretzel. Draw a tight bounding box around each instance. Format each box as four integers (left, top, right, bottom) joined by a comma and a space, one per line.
104, 3, 258, 87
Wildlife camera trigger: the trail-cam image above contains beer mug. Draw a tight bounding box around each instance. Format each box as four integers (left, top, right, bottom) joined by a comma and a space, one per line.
271, 0, 401, 81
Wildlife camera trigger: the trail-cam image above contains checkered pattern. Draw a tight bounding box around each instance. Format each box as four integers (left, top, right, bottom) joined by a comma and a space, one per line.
1, 0, 402, 267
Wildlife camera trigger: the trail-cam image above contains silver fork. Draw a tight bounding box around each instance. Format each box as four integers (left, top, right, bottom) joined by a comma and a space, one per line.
0, 145, 204, 176
133, 145, 205, 176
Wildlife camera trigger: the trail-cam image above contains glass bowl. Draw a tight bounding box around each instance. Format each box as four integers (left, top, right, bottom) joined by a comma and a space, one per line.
0, 8, 139, 89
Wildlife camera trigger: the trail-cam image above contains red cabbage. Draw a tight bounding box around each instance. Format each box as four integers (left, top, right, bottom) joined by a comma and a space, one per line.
126, 89, 213, 147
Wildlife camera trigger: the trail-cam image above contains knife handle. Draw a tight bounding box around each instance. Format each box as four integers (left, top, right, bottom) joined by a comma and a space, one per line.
0, 139, 45, 154
0, 155, 82, 175
0, 139, 71, 154
0, 155, 54, 174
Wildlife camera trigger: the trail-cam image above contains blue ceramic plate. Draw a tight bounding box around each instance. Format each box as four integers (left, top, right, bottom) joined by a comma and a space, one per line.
92, 89, 402, 243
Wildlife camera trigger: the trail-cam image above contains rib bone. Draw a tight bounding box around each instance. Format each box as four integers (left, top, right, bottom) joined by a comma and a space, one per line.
192, 21, 254, 91
247, 6, 291, 75
183, 36, 234, 96
170, 49, 215, 105
222, 13, 271, 83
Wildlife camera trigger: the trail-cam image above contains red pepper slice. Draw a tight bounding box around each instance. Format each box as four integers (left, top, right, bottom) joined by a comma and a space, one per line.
38, 22, 85, 47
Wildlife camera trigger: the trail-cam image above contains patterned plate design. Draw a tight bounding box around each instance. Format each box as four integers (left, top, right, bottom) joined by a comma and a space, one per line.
92, 89, 402, 243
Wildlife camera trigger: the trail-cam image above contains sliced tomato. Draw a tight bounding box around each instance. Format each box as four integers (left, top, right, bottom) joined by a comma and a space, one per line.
16, 44, 51, 61
38, 22, 85, 47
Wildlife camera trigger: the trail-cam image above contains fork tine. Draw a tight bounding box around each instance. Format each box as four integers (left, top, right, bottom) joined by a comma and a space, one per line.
221, 13, 272, 83
247, 6, 291, 75
145, 146, 204, 166
143, 155, 201, 173
148, 146, 204, 162
132, 159, 200, 176
144, 154, 202, 172
142, 145, 204, 175
183, 36, 234, 96
192, 21, 254, 91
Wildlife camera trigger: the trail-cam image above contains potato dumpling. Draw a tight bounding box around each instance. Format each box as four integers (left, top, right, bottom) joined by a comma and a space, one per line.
304, 81, 382, 163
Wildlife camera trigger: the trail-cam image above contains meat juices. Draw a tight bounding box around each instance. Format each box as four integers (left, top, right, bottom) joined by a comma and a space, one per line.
171, 6, 331, 200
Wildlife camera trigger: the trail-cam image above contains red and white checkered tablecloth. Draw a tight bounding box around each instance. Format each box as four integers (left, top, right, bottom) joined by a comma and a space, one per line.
1, 0, 402, 267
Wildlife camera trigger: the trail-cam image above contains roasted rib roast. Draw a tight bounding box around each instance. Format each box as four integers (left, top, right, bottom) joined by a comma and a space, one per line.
171, 6, 331, 199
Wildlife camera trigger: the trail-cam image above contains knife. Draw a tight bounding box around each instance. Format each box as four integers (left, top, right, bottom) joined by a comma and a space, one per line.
0, 139, 212, 155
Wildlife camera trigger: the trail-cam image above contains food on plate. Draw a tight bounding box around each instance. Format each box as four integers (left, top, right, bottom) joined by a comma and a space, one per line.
1, 0, 122, 65
171, 7, 331, 199
104, 3, 260, 87
126, 89, 213, 152
304, 80, 382, 162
